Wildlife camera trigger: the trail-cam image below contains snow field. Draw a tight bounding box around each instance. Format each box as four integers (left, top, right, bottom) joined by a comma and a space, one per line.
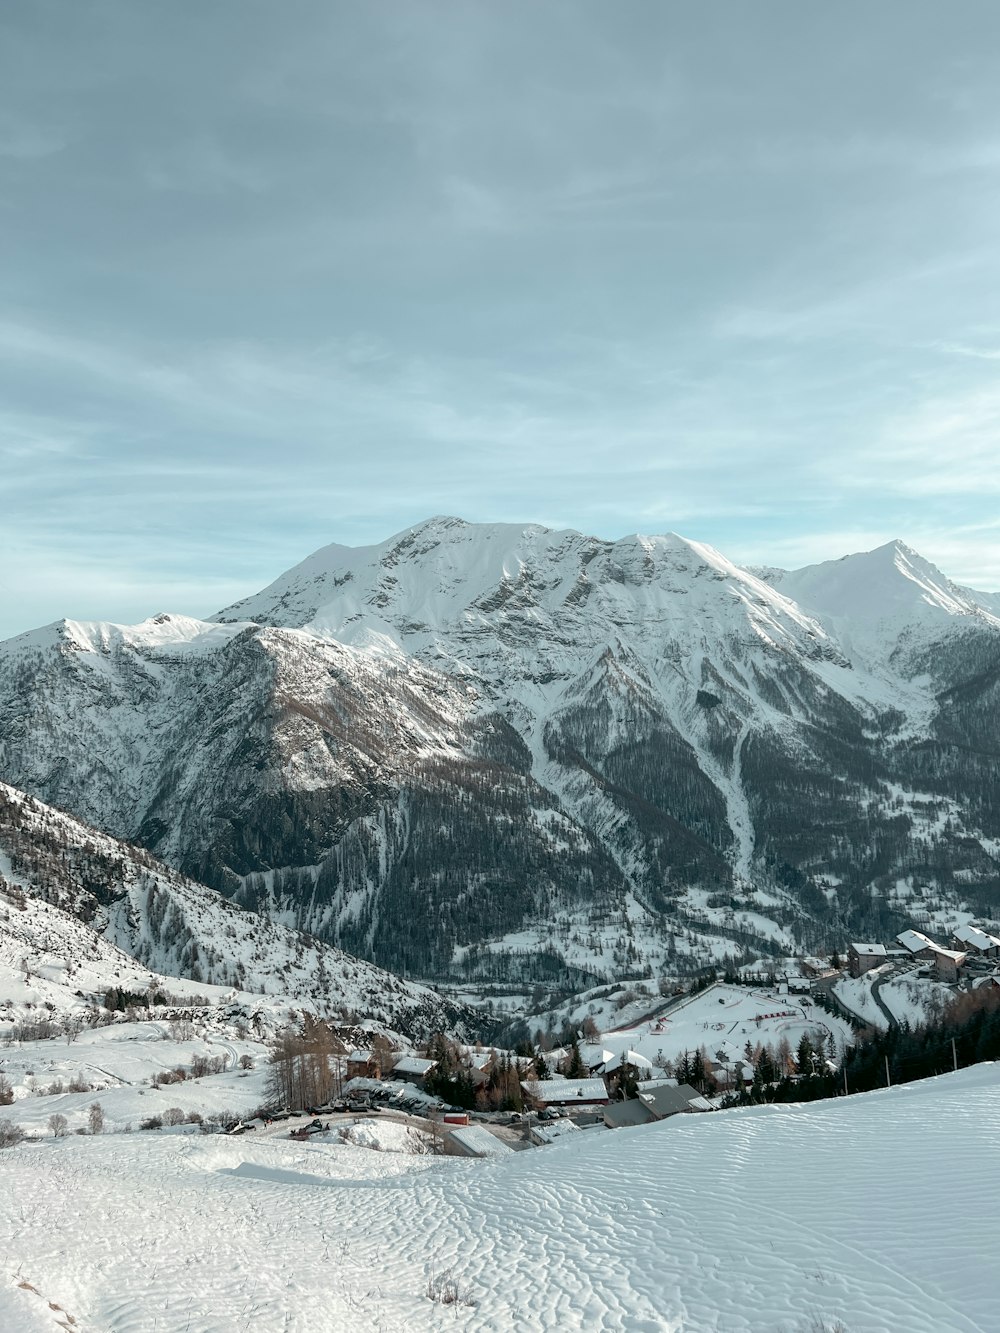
2, 1064, 998, 1331
600, 983, 853, 1071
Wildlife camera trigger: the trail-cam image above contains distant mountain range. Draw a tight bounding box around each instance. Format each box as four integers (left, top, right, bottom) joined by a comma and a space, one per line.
2, 517, 998, 986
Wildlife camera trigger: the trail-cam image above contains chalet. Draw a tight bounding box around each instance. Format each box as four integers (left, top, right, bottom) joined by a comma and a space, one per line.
391, 1056, 437, 1087
604, 1082, 710, 1129
346, 1050, 381, 1081
896, 930, 967, 981
800, 957, 831, 979
530, 1118, 581, 1146
600, 1049, 654, 1077
896, 929, 938, 959
579, 1044, 615, 1073
932, 947, 966, 984
521, 1078, 610, 1111
952, 925, 1000, 959
848, 943, 887, 977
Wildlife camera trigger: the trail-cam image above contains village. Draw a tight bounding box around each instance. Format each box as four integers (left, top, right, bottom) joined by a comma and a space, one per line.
294, 915, 1000, 1157
4, 913, 999, 1166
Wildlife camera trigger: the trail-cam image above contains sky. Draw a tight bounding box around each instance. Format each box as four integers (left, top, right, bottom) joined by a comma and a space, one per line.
3, 1, 1000, 638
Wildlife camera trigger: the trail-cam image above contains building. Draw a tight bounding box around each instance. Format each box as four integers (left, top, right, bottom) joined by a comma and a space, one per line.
896, 929, 938, 959
346, 1050, 381, 1081
391, 1056, 437, 1087
932, 948, 966, 983
578, 1044, 614, 1073
530, 1118, 581, 1146
521, 1078, 610, 1111
895, 930, 967, 981
600, 1049, 654, 1077
603, 1083, 710, 1129
848, 943, 888, 977
952, 925, 1000, 959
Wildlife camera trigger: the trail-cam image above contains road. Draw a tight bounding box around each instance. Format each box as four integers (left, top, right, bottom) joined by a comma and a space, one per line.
869, 973, 900, 1031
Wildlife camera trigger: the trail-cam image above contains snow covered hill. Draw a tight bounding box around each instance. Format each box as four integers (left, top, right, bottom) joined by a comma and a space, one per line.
1, 1061, 997, 1331
0, 782, 485, 1040
2, 519, 999, 985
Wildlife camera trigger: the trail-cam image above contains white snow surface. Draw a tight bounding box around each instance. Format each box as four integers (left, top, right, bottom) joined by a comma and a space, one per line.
599, 983, 854, 1069
770, 539, 1000, 670
1, 1063, 998, 1331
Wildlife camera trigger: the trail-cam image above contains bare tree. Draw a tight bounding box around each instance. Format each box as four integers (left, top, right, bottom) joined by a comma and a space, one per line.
48, 1113, 68, 1138
0, 1119, 25, 1148
88, 1101, 105, 1135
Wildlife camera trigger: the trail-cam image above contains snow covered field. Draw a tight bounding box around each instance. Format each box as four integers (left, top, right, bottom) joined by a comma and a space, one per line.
3, 1062, 997, 1331
599, 982, 855, 1071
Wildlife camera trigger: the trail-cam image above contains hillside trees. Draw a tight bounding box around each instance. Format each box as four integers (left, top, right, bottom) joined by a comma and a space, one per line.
266, 1018, 342, 1109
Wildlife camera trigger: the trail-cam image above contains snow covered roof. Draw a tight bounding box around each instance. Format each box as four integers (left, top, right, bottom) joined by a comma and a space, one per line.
347, 1049, 374, 1062
850, 942, 887, 956
532, 1119, 581, 1144
638, 1083, 711, 1118
604, 1099, 655, 1129
579, 1044, 614, 1067
896, 930, 936, 954
933, 948, 966, 964
463, 1048, 496, 1071
953, 924, 1000, 951
449, 1125, 512, 1159
602, 1049, 653, 1073
392, 1056, 436, 1076
522, 1078, 609, 1104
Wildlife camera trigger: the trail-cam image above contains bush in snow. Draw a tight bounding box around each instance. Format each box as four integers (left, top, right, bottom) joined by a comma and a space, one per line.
0, 1119, 25, 1148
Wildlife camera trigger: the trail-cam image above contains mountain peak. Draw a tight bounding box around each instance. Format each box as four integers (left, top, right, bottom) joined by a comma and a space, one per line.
775, 539, 992, 654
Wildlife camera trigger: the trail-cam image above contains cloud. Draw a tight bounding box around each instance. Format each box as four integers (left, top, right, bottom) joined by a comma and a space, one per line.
142, 136, 271, 194
0, 116, 66, 159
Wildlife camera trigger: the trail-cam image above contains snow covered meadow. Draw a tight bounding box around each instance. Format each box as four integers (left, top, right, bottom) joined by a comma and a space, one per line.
3, 1063, 998, 1331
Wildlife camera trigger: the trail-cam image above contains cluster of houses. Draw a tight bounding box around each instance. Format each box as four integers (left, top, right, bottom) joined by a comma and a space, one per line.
848, 923, 1000, 983
343, 1042, 713, 1133
518, 1071, 711, 1129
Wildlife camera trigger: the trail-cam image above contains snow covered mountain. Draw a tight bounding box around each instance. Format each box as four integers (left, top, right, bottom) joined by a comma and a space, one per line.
0, 782, 484, 1039
2, 519, 999, 985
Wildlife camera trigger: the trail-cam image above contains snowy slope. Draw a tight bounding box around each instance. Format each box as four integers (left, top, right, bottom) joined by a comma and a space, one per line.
0, 782, 486, 1040
1, 1062, 997, 1330
768, 539, 1000, 673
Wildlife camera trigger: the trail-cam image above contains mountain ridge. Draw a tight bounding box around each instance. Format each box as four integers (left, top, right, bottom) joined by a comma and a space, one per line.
2, 520, 999, 986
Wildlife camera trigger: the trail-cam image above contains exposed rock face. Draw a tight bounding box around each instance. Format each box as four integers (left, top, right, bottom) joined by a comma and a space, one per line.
2, 518, 999, 982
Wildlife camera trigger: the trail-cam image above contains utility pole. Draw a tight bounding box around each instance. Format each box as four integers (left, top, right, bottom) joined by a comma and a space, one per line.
952, 1038, 958, 1073
843, 1065, 848, 1097
884, 1055, 891, 1088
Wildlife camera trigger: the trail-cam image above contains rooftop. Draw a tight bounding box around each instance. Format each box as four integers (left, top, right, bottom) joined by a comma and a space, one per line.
954, 924, 1000, 951
522, 1078, 609, 1104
